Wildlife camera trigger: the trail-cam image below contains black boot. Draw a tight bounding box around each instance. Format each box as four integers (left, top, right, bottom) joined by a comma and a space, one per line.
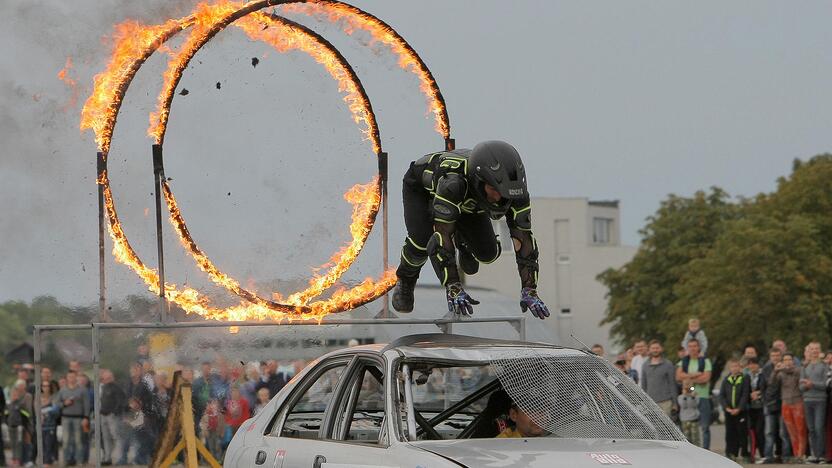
457, 241, 479, 275
392, 276, 417, 312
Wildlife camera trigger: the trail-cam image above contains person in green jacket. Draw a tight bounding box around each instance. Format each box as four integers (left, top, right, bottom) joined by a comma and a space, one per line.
720, 359, 750, 461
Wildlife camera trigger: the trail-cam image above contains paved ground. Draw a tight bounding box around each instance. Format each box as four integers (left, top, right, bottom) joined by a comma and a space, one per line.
709, 423, 832, 467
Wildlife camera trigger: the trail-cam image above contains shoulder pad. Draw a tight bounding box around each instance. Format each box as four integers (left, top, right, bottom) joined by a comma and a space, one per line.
414, 152, 442, 166
433, 174, 466, 222
435, 173, 466, 200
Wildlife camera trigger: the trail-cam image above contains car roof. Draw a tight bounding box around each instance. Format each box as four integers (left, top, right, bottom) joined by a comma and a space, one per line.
381, 333, 563, 352
378, 333, 583, 361
320, 334, 586, 363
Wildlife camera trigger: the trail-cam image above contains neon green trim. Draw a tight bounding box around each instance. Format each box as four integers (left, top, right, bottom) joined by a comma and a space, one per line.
407, 236, 427, 251
434, 194, 461, 210
401, 250, 425, 267
434, 218, 455, 224
442, 268, 449, 286
511, 205, 531, 215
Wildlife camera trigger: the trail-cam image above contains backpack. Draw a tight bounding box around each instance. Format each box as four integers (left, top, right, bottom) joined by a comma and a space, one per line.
681, 356, 706, 374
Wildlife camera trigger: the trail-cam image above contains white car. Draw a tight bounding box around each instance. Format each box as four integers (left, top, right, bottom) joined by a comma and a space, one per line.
225, 334, 738, 467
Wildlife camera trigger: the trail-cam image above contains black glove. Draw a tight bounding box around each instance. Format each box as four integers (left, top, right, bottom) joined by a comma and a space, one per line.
520, 287, 550, 319
446, 282, 479, 316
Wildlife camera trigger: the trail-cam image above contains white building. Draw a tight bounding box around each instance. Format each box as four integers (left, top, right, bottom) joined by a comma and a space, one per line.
466, 197, 636, 353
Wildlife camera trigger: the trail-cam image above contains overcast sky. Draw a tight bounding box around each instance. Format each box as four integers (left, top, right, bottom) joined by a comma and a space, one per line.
2, 1, 831, 306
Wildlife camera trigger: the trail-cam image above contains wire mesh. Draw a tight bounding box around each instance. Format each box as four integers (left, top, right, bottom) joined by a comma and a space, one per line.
490, 349, 685, 441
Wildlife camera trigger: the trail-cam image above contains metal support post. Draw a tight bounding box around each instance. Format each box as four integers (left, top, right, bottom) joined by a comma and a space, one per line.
34, 327, 43, 468
97, 152, 108, 322
152, 144, 168, 322
92, 325, 102, 468
379, 151, 390, 318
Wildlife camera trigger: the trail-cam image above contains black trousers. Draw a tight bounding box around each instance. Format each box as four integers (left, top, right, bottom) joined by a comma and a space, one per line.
396, 163, 499, 281
748, 407, 765, 459
725, 410, 749, 458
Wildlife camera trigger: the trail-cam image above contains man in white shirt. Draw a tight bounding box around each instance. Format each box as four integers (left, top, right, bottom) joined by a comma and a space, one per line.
629, 340, 648, 383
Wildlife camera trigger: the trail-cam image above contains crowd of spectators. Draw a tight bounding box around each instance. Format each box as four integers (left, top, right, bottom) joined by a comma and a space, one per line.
0, 346, 307, 466
608, 318, 832, 464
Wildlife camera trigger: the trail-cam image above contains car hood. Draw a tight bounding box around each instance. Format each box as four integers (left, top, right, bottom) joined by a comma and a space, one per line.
411, 438, 739, 468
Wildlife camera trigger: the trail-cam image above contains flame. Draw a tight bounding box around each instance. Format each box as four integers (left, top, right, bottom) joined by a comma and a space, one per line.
57, 57, 80, 109
282, 177, 381, 305
148, 1, 242, 143
234, 12, 380, 152
81, 19, 184, 153
281, 0, 449, 138
83, 1, 400, 323
104, 171, 393, 321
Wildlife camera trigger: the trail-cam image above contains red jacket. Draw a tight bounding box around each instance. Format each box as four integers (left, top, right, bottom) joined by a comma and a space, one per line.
224, 398, 250, 428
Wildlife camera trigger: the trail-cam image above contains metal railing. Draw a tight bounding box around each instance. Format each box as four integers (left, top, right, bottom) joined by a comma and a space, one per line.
32, 315, 525, 467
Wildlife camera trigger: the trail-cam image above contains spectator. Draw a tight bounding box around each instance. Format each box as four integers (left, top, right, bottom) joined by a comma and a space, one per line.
8, 379, 34, 467
78, 373, 93, 465
224, 386, 251, 447
100, 369, 126, 466
676, 339, 713, 449
258, 360, 288, 398
825, 350, 832, 463
773, 352, 807, 461
39, 381, 60, 467
720, 358, 750, 461
640, 340, 677, 418
123, 396, 151, 465
57, 370, 90, 466
761, 347, 790, 463
124, 362, 154, 462
293, 359, 307, 377
746, 357, 766, 461
0, 376, 6, 467
681, 318, 708, 356
613, 354, 638, 383
630, 340, 648, 383
41, 367, 59, 395
591, 344, 605, 358
253, 387, 271, 416
678, 379, 701, 446
743, 345, 758, 363
240, 364, 260, 409
194, 362, 217, 427
200, 399, 226, 461
153, 371, 172, 431
801, 341, 827, 463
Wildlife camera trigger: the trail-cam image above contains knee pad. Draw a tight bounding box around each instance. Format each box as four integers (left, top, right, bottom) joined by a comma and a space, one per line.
474, 235, 501, 264
400, 237, 428, 267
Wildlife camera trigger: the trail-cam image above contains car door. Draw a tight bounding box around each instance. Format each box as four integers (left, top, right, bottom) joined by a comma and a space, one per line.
246, 356, 352, 468
270, 356, 398, 468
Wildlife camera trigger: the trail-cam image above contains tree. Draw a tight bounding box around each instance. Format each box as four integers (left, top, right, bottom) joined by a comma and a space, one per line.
599, 154, 832, 365
598, 188, 738, 347
667, 214, 832, 358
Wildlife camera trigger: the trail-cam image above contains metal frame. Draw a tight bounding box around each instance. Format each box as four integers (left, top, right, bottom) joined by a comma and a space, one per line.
32, 315, 524, 467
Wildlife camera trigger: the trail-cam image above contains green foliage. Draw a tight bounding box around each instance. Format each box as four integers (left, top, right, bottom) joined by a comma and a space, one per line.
598, 188, 738, 346
599, 155, 832, 364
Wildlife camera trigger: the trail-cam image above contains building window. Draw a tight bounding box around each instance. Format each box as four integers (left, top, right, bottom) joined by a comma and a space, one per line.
592, 218, 613, 244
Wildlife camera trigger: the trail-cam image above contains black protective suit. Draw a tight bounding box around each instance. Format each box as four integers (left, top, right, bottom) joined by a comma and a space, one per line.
395, 149, 539, 289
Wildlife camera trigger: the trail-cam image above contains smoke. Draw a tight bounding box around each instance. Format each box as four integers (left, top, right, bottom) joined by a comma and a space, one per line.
0, 1, 199, 303
0, 0, 379, 305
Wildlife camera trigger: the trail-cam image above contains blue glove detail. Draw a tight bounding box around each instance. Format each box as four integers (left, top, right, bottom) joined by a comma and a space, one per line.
446, 282, 480, 316
520, 287, 550, 319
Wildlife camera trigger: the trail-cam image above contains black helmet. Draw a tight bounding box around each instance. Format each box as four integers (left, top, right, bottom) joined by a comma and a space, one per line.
469, 141, 527, 216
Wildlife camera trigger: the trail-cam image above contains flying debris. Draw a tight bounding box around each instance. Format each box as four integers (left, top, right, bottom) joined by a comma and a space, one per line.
80, 0, 449, 321
216, 82, 221, 89
179, 88, 189, 96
